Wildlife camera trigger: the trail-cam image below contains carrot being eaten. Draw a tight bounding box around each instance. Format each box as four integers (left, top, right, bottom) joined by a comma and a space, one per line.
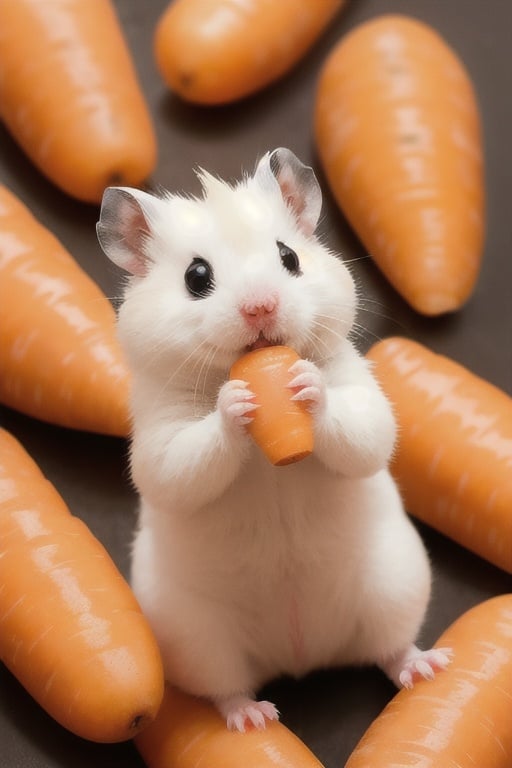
367, 337, 512, 574
0, 428, 164, 742
315, 14, 484, 315
135, 684, 324, 768
230, 345, 313, 466
344, 594, 512, 768
155, 0, 345, 105
0, 0, 156, 203
0, 184, 130, 437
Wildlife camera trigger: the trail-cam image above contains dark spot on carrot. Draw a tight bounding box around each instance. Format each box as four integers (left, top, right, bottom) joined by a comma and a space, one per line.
130, 714, 144, 731
106, 172, 125, 186
399, 133, 421, 145
179, 71, 196, 90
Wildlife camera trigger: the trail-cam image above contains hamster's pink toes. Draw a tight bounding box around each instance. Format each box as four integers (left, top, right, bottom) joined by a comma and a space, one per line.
287, 359, 325, 411
382, 644, 453, 689
398, 646, 453, 689
217, 695, 279, 733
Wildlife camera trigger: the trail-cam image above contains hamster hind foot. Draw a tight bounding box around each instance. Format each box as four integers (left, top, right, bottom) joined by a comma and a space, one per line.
216, 694, 280, 733
382, 644, 454, 690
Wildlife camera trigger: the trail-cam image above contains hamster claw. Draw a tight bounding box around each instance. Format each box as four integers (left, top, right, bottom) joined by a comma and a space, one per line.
217, 695, 279, 733
383, 644, 453, 690
287, 359, 325, 411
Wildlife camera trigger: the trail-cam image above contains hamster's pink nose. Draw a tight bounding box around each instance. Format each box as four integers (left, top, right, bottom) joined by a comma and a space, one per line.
240, 295, 279, 326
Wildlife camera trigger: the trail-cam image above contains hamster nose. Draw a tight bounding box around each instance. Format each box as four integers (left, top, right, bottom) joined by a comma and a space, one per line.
240, 295, 279, 326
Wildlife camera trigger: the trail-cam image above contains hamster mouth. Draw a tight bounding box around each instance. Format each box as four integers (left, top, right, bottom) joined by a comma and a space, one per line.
246, 333, 282, 352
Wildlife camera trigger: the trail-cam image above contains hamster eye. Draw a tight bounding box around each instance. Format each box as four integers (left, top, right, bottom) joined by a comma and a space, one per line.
277, 241, 301, 276
184, 257, 214, 298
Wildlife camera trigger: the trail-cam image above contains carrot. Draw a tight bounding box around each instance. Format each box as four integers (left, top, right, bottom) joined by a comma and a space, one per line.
366, 337, 512, 574
0, 0, 156, 203
135, 684, 324, 768
315, 14, 484, 316
344, 593, 512, 768
0, 184, 130, 437
154, 0, 345, 105
0, 428, 164, 742
230, 346, 313, 466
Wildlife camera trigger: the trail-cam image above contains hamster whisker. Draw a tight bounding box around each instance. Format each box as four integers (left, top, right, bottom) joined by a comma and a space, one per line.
356, 303, 406, 334
340, 253, 371, 266
147, 337, 214, 409
136, 319, 206, 377
308, 317, 347, 359
305, 327, 334, 364
193, 343, 220, 415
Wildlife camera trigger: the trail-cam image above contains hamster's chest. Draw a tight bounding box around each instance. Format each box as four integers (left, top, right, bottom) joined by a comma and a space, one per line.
191, 454, 358, 590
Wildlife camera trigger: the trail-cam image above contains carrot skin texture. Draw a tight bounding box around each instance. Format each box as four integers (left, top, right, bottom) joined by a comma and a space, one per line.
367, 337, 512, 573
0, 185, 131, 436
155, 0, 345, 105
345, 594, 512, 768
0, 0, 156, 203
230, 346, 314, 466
0, 429, 164, 742
135, 684, 325, 768
315, 14, 484, 315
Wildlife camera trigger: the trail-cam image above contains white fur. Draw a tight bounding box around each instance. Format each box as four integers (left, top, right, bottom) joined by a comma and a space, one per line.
98, 150, 436, 731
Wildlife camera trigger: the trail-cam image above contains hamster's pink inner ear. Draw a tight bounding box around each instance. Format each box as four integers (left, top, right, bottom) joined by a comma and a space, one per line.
97, 186, 159, 277
262, 148, 322, 238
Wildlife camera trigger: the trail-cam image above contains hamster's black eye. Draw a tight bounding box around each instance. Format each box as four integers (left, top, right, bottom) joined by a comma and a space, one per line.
184, 257, 214, 298
277, 241, 301, 276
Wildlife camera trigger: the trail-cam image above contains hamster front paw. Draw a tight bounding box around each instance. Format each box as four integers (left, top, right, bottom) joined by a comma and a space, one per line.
288, 359, 326, 413
218, 379, 258, 432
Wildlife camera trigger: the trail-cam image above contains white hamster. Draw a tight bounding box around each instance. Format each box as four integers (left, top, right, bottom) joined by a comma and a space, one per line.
97, 148, 450, 732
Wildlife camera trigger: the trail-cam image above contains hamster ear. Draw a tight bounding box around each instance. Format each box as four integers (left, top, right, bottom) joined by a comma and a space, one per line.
254, 148, 322, 237
96, 187, 162, 276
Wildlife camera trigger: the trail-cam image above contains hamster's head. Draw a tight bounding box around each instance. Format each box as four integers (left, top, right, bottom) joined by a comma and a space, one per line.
97, 148, 357, 380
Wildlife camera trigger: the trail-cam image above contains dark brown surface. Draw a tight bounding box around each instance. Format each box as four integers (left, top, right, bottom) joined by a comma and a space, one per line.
0, 1, 510, 766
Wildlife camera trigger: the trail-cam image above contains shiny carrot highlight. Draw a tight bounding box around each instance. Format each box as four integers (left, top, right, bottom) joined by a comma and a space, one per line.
0, 184, 130, 436
344, 594, 512, 768
230, 346, 313, 466
367, 337, 512, 573
135, 684, 324, 768
315, 14, 484, 315
155, 0, 345, 105
0, 428, 164, 742
0, 0, 156, 203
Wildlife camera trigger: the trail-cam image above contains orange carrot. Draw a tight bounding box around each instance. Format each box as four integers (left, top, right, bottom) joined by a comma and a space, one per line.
0, 184, 130, 437
366, 337, 512, 574
230, 346, 313, 466
0, 0, 156, 203
0, 428, 164, 742
155, 0, 345, 105
344, 594, 512, 768
315, 14, 484, 316
135, 684, 324, 768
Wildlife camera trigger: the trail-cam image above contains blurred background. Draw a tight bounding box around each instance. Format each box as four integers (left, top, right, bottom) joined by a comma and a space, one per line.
0, 1, 510, 766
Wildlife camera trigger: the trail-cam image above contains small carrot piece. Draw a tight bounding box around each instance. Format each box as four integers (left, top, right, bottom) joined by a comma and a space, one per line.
366, 337, 512, 574
0, 428, 164, 742
155, 0, 345, 105
135, 684, 324, 768
315, 14, 484, 315
0, 184, 130, 436
230, 346, 313, 466
344, 594, 512, 768
0, 0, 156, 203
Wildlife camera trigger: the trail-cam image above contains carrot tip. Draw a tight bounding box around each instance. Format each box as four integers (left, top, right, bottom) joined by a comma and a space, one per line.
412, 293, 463, 316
